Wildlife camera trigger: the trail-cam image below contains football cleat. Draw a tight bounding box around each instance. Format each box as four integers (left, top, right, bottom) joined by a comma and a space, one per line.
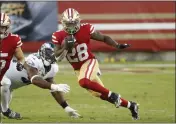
2, 108, 22, 119
129, 101, 139, 120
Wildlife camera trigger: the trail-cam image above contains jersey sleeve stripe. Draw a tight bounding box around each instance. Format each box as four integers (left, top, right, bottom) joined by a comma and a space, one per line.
17, 42, 23, 48
17, 40, 22, 44
0, 53, 8, 57
90, 25, 94, 31
52, 39, 58, 43
52, 35, 56, 39
90, 26, 95, 34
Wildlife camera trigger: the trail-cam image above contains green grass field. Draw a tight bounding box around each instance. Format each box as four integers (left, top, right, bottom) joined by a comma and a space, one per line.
1, 62, 175, 123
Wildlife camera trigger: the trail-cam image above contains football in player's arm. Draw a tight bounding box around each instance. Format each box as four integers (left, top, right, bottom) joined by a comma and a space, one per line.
52, 8, 139, 120
1, 43, 80, 119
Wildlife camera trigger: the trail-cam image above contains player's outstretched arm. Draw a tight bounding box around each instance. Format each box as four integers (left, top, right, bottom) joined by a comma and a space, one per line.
91, 31, 130, 49
14, 47, 25, 71
23, 63, 70, 93
46, 78, 81, 118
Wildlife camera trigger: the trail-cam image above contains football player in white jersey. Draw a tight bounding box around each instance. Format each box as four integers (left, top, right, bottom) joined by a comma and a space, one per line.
1, 43, 81, 119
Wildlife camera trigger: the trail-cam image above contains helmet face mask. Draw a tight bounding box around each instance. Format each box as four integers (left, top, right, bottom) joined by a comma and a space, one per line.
39, 43, 56, 67
0, 13, 11, 39
63, 20, 80, 34
61, 8, 81, 34
0, 26, 8, 36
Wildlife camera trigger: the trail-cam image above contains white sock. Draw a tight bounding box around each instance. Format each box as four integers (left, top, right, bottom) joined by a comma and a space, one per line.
127, 101, 131, 108
1, 86, 11, 112
108, 91, 112, 98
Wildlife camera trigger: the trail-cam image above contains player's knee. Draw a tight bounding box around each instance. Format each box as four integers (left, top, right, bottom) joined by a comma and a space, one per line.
79, 78, 90, 88
0, 76, 11, 92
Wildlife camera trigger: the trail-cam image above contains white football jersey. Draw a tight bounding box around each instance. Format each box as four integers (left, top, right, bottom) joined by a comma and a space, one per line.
5, 53, 59, 90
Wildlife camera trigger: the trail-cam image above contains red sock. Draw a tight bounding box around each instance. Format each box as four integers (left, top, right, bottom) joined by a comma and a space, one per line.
120, 98, 129, 108
79, 78, 110, 96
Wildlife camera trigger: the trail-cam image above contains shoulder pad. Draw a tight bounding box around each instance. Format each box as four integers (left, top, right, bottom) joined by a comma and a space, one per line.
25, 54, 40, 69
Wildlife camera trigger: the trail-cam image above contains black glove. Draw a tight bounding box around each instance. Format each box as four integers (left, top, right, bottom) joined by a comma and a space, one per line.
116, 43, 131, 49
65, 35, 75, 51
16, 62, 24, 71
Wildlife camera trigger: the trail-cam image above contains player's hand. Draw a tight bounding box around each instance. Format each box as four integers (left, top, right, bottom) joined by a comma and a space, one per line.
51, 84, 70, 93
64, 35, 75, 51
16, 62, 24, 71
116, 43, 131, 49
64, 106, 82, 118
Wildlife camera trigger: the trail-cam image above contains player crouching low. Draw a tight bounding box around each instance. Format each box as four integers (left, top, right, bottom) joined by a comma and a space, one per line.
0, 43, 81, 119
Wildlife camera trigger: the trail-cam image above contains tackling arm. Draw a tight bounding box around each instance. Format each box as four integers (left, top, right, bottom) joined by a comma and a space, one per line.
91, 31, 130, 49
24, 63, 52, 89
23, 63, 69, 93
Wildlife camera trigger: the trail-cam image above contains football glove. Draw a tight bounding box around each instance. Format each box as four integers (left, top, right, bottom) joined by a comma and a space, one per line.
64, 106, 82, 118
116, 43, 130, 49
50, 84, 70, 93
16, 62, 24, 71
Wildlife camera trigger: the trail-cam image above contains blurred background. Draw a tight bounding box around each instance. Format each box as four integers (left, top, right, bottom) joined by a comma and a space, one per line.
0, 1, 175, 62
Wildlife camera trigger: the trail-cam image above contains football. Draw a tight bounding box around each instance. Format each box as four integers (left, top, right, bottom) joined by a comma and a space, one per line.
64, 35, 75, 51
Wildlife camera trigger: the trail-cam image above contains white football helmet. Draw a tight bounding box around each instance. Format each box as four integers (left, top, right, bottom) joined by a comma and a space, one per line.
61, 8, 81, 34
39, 42, 56, 67
0, 13, 11, 39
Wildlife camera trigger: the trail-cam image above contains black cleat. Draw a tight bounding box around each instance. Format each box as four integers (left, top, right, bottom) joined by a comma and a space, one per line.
2, 108, 22, 119
108, 92, 121, 108
129, 101, 139, 120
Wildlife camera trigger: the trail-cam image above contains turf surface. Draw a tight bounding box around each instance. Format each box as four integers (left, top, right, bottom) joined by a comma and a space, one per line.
1, 62, 175, 123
